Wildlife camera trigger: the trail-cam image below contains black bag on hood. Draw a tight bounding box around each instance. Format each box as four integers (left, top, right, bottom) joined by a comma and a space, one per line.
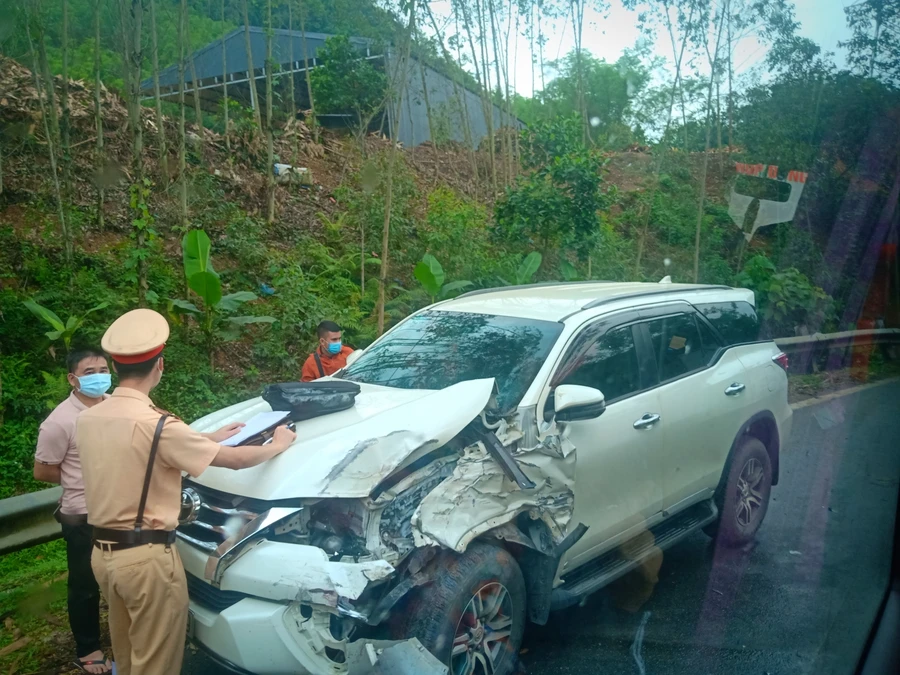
262, 380, 361, 421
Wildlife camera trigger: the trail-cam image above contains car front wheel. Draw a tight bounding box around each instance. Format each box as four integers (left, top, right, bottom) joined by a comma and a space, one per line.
707, 436, 773, 546
398, 542, 526, 675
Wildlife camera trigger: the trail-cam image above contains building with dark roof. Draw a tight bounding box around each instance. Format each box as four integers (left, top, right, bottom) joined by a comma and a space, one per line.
139, 27, 520, 148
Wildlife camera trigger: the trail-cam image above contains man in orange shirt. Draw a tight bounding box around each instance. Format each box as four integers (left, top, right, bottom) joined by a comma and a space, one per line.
301, 320, 354, 381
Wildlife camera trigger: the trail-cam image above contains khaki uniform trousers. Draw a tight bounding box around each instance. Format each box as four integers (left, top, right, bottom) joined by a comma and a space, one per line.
91, 542, 189, 675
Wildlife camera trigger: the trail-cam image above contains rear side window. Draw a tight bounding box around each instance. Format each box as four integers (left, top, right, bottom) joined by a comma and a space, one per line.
645, 314, 709, 381
695, 301, 759, 345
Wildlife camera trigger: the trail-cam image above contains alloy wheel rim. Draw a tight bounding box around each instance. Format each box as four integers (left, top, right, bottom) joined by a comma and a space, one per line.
450, 582, 514, 675
735, 457, 765, 529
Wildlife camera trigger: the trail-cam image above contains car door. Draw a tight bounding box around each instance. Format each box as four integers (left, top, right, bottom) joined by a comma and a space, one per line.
637, 307, 757, 513
550, 318, 666, 568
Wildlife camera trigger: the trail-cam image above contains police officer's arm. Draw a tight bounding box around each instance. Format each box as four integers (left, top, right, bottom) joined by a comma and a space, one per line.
210, 425, 296, 470
159, 420, 296, 477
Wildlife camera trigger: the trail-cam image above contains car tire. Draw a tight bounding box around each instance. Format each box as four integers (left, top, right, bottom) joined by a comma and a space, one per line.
398, 541, 526, 675
705, 436, 772, 547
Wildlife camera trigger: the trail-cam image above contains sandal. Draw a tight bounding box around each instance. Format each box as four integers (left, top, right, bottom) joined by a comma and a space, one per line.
72, 658, 114, 674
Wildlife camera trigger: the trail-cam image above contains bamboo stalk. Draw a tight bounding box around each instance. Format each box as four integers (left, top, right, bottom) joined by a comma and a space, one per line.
149, 0, 169, 184
93, 0, 104, 230
179, 0, 188, 229
693, 5, 728, 283
299, 0, 318, 144
378, 0, 416, 336
265, 0, 275, 224
222, 0, 230, 152
25, 1, 72, 269
242, 0, 263, 131
186, 10, 204, 133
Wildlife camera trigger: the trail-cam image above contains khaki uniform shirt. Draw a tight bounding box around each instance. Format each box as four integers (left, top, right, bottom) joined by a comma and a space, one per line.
76, 387, 221, 531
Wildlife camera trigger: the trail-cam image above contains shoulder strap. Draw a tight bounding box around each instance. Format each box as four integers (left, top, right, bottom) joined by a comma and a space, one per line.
313, 352, 325, 379
135, 414, 169, 533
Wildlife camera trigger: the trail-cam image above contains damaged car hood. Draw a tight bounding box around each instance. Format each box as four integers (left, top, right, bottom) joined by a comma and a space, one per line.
188, 378, 495, 500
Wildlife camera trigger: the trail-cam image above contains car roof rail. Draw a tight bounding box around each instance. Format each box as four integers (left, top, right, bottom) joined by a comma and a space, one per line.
454, 280, 619, 300
579, 285, 734, 311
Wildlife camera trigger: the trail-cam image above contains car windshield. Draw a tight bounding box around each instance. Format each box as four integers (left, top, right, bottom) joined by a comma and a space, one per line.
341, 310, 562, 410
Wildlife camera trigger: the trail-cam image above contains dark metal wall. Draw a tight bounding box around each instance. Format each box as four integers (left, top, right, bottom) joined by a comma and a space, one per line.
139, 28, 520, 148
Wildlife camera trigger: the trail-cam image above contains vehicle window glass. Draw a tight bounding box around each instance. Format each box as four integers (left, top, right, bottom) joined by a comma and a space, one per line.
646, 314, 708, 381
341, 310, 562, 411
695, 301, 760, 345
556, 325, 641, 402
694, 315, 721, 363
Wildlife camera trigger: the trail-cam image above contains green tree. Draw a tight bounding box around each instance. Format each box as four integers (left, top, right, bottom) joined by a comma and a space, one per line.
842, 0, 900, 82
537, 48, 653, 148
309, 34, 387, 130
495, 115, 610, 259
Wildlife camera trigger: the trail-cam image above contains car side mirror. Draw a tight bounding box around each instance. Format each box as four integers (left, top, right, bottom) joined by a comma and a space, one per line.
554, 384, 606, 422
345, 349, 364, 368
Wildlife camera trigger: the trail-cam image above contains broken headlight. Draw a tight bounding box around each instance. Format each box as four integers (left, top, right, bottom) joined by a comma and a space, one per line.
273, 500, 371, 561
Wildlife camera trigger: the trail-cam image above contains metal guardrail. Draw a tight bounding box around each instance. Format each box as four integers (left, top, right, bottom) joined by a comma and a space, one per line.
0, 328, 898, 556
0, 486, 62, 555
775, 328, 900, 372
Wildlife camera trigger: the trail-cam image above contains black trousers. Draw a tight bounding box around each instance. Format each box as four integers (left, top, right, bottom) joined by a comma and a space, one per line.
61, 521, 102, 658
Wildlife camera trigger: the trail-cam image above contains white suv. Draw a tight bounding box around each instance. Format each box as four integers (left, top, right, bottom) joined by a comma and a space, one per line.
180, 281, 792, 675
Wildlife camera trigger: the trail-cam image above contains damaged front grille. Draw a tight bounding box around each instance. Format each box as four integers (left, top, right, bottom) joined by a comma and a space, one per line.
177, 481, 301, 585
185, 572, 248, 612
178, 482, 261, 554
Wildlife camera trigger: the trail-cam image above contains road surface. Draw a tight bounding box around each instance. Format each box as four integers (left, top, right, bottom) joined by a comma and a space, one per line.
183, 381, 900, 675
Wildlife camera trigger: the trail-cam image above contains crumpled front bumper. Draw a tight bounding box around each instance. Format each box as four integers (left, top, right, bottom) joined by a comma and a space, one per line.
178, 538, 396, 675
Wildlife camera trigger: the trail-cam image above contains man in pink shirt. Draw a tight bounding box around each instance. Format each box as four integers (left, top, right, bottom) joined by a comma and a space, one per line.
34, 348, 113, 674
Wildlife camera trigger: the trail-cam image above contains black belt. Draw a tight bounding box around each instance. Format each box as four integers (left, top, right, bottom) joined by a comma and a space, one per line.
92, 528, 176, 551
55, 511, 89, 526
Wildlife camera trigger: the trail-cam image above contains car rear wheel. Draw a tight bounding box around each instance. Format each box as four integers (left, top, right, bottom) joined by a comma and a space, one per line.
705, 436, 772, 546
398, 542, 526, 675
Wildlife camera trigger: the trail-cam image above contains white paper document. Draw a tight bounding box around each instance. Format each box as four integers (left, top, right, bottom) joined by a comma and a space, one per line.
220, 411, 290, 446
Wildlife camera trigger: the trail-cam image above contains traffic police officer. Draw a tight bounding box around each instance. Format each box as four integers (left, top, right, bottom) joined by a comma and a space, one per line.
77, 309, 296, 675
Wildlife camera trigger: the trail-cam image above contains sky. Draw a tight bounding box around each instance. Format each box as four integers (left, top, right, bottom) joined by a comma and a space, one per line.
426, 0, 855, 96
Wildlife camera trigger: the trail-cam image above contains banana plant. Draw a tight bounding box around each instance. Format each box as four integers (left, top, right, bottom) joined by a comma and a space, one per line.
23, 299, 109, 353
170, 230, 275, 371
414, 254, 474, 303
560, 259, 579, 281
498, 251, 543, 286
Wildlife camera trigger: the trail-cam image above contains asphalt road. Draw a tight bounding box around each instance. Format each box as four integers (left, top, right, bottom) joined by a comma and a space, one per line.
184, 382, 900, 675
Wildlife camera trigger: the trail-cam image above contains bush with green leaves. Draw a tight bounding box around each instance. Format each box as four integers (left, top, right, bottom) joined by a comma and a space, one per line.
737, 255, 833, 336
498, 251, 543, 286
309, 35, 387, 128
168, 230, 275, 371
414, 254, 474, 303
496, 115, 611, 259
420, 188, 496, 284
23, 299, 109, 353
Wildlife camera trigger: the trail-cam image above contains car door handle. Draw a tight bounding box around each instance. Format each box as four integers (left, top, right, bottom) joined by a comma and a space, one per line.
633, 413, 661, 429
724, 382, 746, 396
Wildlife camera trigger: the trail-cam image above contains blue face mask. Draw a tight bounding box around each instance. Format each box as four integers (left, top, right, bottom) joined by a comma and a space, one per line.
327, 341, 342, 355
77, 373, 112, 398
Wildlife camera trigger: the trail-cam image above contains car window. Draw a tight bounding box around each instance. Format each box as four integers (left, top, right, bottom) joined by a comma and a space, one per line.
694, 315, 722, 363
556, 325, 641, 402
694, 301, 760, 345
341, 310, 563, 411
645, 314, 708, 381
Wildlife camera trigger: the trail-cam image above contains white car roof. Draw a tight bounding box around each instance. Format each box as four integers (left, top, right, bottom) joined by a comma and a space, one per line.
433, 282, 753, 322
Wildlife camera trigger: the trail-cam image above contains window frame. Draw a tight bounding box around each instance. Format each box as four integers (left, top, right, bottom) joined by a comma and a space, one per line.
547, 308, 654, 410
692, 300, 761, 347
634, 304, 726, 389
